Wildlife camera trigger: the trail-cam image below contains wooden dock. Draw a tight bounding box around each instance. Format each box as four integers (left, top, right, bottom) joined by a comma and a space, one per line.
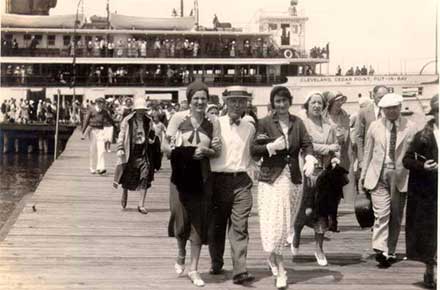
0, 129, 427, 290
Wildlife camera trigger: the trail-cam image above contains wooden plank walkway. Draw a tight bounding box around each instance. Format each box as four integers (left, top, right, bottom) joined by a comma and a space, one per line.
0, 129, 427, 290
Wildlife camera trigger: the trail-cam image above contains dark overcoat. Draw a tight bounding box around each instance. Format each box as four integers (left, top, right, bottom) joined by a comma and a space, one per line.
402, 120, 438, 263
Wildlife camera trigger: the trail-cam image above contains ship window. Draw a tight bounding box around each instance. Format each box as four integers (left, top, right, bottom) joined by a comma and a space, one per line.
34, 35, 43, 40
48, 35, 56, 46
268, 23, 277, 30
4, 34, 13, 40
292, 25, 298, 34
24, 34, 32, 40
402, 87, 422, 98
85, 36, 92, 43
63, 35, 71, 46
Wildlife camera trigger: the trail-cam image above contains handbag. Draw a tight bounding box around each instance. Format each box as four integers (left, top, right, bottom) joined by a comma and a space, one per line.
354, 188, 375, 228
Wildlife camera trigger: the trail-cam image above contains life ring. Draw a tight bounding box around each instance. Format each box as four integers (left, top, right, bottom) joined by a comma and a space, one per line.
284, 49, 294, 59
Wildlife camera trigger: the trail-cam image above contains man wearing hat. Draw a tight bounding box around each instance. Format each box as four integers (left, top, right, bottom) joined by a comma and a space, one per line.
209, 86, 256, 284
360, 93, 417, 267
82, 97, 114, 175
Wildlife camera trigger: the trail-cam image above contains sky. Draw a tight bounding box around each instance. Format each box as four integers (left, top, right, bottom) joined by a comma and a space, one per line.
2, 0, 437, 74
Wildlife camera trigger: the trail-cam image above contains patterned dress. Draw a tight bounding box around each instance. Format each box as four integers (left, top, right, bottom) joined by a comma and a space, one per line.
257, 123, 302, 254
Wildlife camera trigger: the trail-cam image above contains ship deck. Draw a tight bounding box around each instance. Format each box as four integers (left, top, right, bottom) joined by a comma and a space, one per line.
0, 129, 427, 290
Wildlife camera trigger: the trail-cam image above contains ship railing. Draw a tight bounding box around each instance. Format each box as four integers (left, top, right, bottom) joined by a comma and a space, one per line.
0, 75, 287, 87
0, 47, 328, 59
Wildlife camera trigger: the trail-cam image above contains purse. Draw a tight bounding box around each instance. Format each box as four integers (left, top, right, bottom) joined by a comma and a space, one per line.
354, 188, 375, 228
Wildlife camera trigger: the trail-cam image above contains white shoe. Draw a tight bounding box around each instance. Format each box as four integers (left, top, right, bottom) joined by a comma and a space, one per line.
286, 232, 294, 245
188, 271, 205, 287
290, 244, 299, 256
276, 271, 287, 289
174, 262, 185, 275
314, 252, 328, 266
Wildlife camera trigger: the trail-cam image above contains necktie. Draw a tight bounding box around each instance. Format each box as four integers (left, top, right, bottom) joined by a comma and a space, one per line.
230, 118, 241, 126
377, 109, 381, 119
389, 121, 396, 163
187, 129, 201, 145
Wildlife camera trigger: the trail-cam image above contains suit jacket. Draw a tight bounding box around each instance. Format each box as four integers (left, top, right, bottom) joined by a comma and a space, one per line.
251, 113, 313, 184
360, 117, 417, 192
355, 103, 377, 163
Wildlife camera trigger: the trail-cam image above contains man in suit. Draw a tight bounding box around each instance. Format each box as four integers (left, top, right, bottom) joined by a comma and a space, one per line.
360, 93, 417, 267
355, 85, 389, 167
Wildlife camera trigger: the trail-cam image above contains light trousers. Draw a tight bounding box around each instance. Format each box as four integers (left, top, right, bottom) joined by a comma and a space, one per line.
371, 168, 407, 254
89, 128, 106, 171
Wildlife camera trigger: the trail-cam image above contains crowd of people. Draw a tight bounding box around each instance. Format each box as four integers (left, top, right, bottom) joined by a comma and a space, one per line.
2, 35, 328, 60
78, 82, 437, 289
336, 65, 375, 76
0, 97, 81, 124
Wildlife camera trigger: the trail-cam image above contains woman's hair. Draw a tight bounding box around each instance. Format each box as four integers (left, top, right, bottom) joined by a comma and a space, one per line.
186, 80, 209, 103
270, 86, 293, 109
420, 118, 435, 144
303, 91, 326, 112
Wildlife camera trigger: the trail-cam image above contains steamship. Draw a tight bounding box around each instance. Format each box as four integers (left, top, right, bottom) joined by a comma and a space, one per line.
1, 0, 438, 116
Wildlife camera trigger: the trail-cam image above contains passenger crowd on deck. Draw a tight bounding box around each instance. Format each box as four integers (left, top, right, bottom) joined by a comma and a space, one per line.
335, 65, 375, 76
1, 35, 328, 59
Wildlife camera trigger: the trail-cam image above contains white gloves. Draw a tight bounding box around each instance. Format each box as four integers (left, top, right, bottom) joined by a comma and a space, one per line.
303, 154, 318, 177
331, 157, 341, 168
266, 136, 286, 156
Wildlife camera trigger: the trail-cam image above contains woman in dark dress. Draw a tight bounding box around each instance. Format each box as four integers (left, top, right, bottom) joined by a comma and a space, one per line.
113, 96, 159, 214
163, 81, 220, 287
403, 94, 438, 289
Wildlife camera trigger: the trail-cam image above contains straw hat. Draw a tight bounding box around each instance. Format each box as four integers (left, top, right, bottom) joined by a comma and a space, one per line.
222, 86, 252, 102
133, 96, 147, 110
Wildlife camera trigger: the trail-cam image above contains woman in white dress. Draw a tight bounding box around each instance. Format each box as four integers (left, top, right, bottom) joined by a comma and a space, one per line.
251, 86, 316, 289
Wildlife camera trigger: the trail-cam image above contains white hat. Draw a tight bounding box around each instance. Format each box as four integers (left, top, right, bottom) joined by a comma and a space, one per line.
133, 96, 147, 110
378, 93, 403, 108
222, 86, 252, 102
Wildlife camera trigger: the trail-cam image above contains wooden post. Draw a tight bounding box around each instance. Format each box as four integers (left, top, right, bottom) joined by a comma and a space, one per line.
54, 89, 61, 159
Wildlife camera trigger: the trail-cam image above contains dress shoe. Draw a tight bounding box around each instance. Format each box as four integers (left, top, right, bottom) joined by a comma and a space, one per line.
137, 206, 148, 214
97, 169, 107, 175
209, 267, 224, 275
188, 271, 205, 287
276, 271, 288, 289
424, 272, 436, 289
387, 253, 397, 263
290, 244, 299, 257
314, 252, 328, 266
121, 190, 128, 209
375, 252, 391, 268
233, 272, 254, 285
